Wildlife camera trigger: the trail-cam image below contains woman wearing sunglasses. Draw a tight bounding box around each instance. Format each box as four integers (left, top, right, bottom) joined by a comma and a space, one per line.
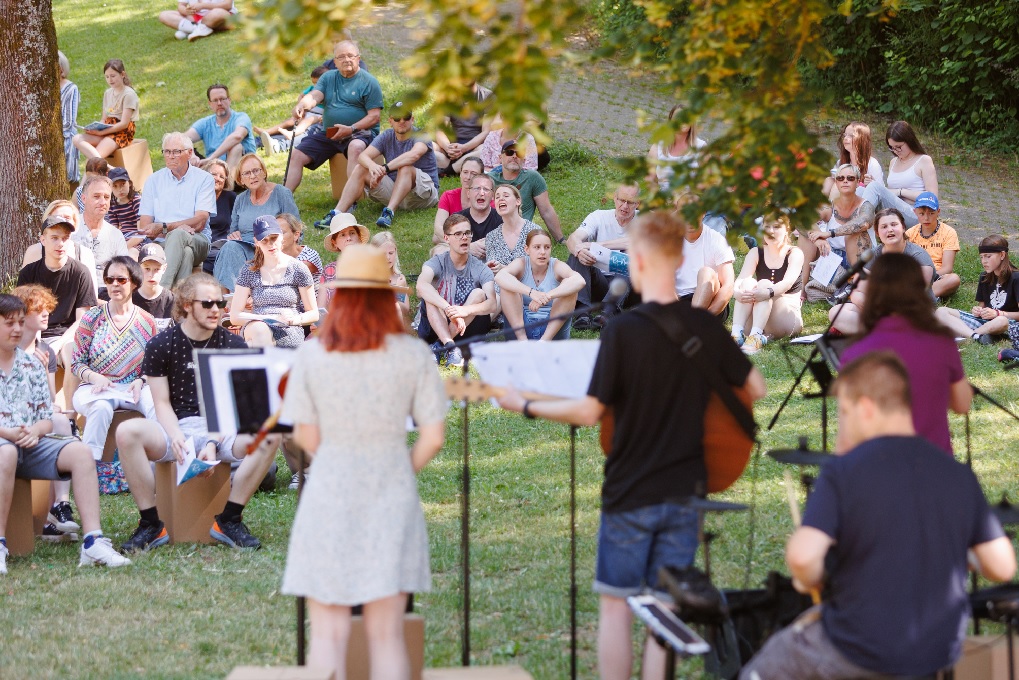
229, 215, 318, 348
69, 255, 158, 461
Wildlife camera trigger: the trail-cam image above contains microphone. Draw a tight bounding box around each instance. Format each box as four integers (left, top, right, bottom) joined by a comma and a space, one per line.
603, 276, 630, 308
831, 248, 876, 290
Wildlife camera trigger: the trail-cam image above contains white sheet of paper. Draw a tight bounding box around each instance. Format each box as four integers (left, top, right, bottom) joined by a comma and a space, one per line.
469, 340, 602, 401
811, 251, 843, 287
75, 384, 137, 405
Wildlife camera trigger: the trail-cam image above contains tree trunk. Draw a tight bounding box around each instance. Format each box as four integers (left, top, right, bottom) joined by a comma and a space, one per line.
0, 1, 67, 285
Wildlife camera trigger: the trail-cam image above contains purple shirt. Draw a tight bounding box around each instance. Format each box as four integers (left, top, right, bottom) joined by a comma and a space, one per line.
841, 315, 963, 454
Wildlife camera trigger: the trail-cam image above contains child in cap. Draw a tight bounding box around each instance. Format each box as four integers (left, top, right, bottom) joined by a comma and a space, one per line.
906, 191, 961, 299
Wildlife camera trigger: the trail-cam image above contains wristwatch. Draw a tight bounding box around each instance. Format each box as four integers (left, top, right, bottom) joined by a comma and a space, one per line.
161, 222, 167, 235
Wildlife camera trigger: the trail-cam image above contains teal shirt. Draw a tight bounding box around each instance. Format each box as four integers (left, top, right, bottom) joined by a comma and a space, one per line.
192, 110, 256, 158
488, 168, 548, 222
313, 69, 383, 132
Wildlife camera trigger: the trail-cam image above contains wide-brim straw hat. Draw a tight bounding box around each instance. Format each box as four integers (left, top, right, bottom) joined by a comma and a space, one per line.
325, 244, 409, 294
325, 212, 370, 252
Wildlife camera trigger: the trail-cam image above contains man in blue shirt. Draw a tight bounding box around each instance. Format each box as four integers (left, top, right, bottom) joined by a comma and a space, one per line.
136, 132, 217, 288
186, 84, 255, 172
284, 40, 383, 194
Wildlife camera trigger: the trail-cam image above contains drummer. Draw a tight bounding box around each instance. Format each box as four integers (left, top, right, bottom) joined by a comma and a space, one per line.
741, 351, 1015, 679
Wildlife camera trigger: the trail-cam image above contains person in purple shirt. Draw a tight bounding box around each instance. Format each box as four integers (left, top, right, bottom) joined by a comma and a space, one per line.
840, 253, 972, 454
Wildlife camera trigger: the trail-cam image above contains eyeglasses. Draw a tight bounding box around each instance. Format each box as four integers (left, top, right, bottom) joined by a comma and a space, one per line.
471, 186, 492, 193
197, 299, 228, 310
503, 148, 518, 157
103, 276, 129, 285
162, 149, 188, 157
209, 97, 230, 104
240, 169, 263, 178
834, 175, 858, 182
447, 230, 472, 239
335, 53, 360, 61
615, 197, 640, 207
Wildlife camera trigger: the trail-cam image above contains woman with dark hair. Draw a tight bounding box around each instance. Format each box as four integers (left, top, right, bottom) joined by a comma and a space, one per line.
840, 253, 971, 454
936, 235, 1019, 346
859, 120, 939, 229
72, 59, 139, 161
281, 244, 447, 680
69, 255, 158, 461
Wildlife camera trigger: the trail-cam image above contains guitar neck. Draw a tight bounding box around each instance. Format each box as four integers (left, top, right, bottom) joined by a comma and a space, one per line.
444, 376, 556, 404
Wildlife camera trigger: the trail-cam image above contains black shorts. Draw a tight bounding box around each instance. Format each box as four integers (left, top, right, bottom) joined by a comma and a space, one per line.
678, 294, 731, 323
296, 128, 375, 170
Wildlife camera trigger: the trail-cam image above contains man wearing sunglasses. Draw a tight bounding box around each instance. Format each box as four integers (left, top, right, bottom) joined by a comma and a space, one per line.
115, 273, 281, 552
328, 101, 440, 230
489, 140, 565, 243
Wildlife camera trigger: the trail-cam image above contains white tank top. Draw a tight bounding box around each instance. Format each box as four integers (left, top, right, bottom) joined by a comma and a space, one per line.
886, 156, 928, 192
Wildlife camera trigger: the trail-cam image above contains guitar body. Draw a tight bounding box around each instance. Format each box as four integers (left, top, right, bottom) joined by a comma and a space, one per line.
599, 385, 754, 494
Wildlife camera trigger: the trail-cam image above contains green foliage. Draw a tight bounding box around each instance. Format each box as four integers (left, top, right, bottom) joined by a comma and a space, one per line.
590, 0, 689, 60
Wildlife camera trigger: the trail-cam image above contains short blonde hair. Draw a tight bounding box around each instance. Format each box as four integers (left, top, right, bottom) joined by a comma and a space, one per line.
200, 157, 234, 191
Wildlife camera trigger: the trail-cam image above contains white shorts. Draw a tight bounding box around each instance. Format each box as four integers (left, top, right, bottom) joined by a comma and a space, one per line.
155, 415, 241, 463
366, 170, 439, 210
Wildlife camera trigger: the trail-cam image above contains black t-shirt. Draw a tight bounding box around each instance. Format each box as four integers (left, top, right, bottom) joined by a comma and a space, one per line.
457, 207, 503, 242
133, 288, 175, 320
16, 258, 98, 337
805, 435, 1003, 675
976, 271, 1019, 312
142, 324, 247, 419
209, 190, 237, 242
587, 301, 753, 512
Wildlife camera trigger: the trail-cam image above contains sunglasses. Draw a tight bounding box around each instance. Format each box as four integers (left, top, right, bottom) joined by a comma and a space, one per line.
834, 175, 858, 182
503, 148, 518, 157
197, 299, 228, 310
392, 115, 412, 123
103, 276, 129, 285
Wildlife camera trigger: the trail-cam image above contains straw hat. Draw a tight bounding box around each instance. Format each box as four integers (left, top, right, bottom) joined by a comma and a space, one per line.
325, 244, 409, 293
325, 212, 370, 252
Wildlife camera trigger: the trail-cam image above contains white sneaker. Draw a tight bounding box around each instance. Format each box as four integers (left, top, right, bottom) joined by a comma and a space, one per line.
0, 542, 8, 575
79, 536, 132, 568
174, 30, 188, 40
188, 22, 214, 41
177, 18, 196, 33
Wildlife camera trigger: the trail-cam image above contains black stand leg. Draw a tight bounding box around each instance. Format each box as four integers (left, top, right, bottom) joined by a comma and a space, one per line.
664, 647, 676, 680
1008, 617, 1015, 680
297, 444, 306, 665
570, 425, 578, 680
461, 363, 471, 667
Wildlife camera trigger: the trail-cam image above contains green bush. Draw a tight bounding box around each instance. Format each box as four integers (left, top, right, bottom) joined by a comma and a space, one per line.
590, 0, 690, 60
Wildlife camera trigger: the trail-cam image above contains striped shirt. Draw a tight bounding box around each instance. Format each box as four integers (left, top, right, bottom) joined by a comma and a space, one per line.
70, 305, 158, 384
107, 193, 142, 236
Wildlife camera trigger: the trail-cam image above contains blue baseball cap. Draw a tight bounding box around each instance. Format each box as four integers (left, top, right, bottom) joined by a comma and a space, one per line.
252, 215, 282, 241
914, 192, 939, 211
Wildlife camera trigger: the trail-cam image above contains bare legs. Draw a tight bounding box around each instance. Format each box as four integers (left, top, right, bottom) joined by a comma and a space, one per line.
308, 592, 410, 680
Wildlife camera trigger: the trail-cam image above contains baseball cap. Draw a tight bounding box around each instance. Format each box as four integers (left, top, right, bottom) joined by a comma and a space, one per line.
252, 215, 283, 241
138, 243, 166, 265
501, 140, 519, 154
914, 192, 939, 211
41, 215, 75, 234
388, 100, 412, 119
108, 167, 131, 183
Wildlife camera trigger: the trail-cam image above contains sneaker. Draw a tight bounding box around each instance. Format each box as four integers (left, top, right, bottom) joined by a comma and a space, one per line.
376, 207, 394, 228
0, 542, 7, 575
177, 17, 196, 33
258, 130, 275, 156
188, 22, 214, 41
48, 501, 80, 533
446, 346, 465, 368
41, 522, 78, 543
174, 30, 188, 40
79, 535, 132, 568
974, 333, 994, 346
314, 209, 336, 230
742, 333, 767, 355
121, 521, 169, 553
999, 349, 1019, 363
288, 470, 308, 491
428, 341, 444, 364
573, 315, 597, 332
732, 329, 746, 347
210, 517, 261, 550
743, 234, 758, 249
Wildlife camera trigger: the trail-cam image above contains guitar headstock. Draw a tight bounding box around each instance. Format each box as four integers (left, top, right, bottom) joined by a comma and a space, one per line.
445, 375, 503, 403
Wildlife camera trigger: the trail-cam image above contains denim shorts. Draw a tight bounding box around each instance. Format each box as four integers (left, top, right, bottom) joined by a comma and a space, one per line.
594, 502, 699, 600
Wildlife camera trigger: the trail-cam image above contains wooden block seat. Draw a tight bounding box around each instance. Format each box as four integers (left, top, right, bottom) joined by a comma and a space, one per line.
7, 479, 35, 556
109, 139, 154, 192
154, 460, 231, 544
328, 153, 348, 200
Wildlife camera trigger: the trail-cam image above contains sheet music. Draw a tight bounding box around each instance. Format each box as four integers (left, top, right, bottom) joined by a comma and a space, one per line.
469, 340, 601, 400
195, 347, 296, 436
811, 251, 843, 287
74, 384, 137, 405
589, 243, 630, 276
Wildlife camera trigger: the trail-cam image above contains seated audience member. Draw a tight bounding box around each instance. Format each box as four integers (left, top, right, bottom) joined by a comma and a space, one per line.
0, 294, 131, 573
74, 174, 129, 293
731, 214, 804, 354
107, 167, 144, 250
485, 185, 543, 276
858, 120, 939, 229
17, 215, 98, 358
739, 352, 1015, 679
479, 126, 538, 173
906, 191, 961, 299
278, 213, 323, 286
495, 231, 584, 340
59, 50, 81, 189
11, 285, 77, 541
433, 158, 485, 243
214, 153, 299, 292
674, 208, 735, 318
72, 157, 109, 212
133, 244, 176, 323
186, 85, 255, 170
829, 208, 935, 335
284, 40, 382, 194
255, 66, 328, 155
820, 122, 884, 203
136, 132, 217, 288
646, 103, 707, 193
841, 254, 971, 455
489, 141, 565, 242
199, 157, 237, 274
71, 59, 139, 161
935, 235, 1019, 346
158, 0, 235, 41
115, 273, 281, 552
229, 216, 318, 349
799, 164, 874, 293
566, 184, 640, 328
371, 231, 410, 318
330, 102, 440, 229
416, 214, 498, 367
434, 173, 501, 259
433, 81, 493, 173
23, 201, 98, 292
70, 256, 158, 461
318, 213, 370, 311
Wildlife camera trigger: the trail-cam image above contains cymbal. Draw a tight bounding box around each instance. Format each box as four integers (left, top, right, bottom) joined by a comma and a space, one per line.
684, 498, 749, 513
992, 499, 1019, 525
767, 449, 835, 466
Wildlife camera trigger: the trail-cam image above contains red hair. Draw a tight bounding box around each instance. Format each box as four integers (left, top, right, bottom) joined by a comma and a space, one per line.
319, 288, 405, 352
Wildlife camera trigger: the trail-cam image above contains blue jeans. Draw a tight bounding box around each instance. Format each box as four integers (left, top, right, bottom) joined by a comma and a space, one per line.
523, 308, 571, 340
213, 240, 255, 292
594, 502, 699, 599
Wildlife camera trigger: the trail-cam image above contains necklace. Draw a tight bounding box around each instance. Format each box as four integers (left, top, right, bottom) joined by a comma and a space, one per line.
182, 328, 214, 350
918, 220, 940, 240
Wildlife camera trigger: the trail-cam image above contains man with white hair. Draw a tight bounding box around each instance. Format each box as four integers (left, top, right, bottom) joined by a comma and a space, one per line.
136, 132, 217, 288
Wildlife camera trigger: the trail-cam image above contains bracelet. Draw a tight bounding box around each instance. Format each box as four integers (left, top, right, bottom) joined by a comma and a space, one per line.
522, 400, 535, 419
383, 163, 390, 174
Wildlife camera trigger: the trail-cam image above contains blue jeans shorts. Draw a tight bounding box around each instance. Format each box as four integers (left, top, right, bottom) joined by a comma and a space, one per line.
594, 502, 699, 600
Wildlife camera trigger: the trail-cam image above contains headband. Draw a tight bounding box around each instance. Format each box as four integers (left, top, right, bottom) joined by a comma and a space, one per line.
979, 244, 1009, 254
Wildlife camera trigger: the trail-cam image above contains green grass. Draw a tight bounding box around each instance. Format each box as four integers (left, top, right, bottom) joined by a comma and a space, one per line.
4, 2, 1018, 678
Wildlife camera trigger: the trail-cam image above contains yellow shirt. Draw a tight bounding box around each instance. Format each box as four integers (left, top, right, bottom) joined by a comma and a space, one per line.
906, 221, 959, 271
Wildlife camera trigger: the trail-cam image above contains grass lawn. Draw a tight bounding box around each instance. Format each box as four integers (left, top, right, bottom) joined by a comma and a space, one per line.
3, 2, 1018, 678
